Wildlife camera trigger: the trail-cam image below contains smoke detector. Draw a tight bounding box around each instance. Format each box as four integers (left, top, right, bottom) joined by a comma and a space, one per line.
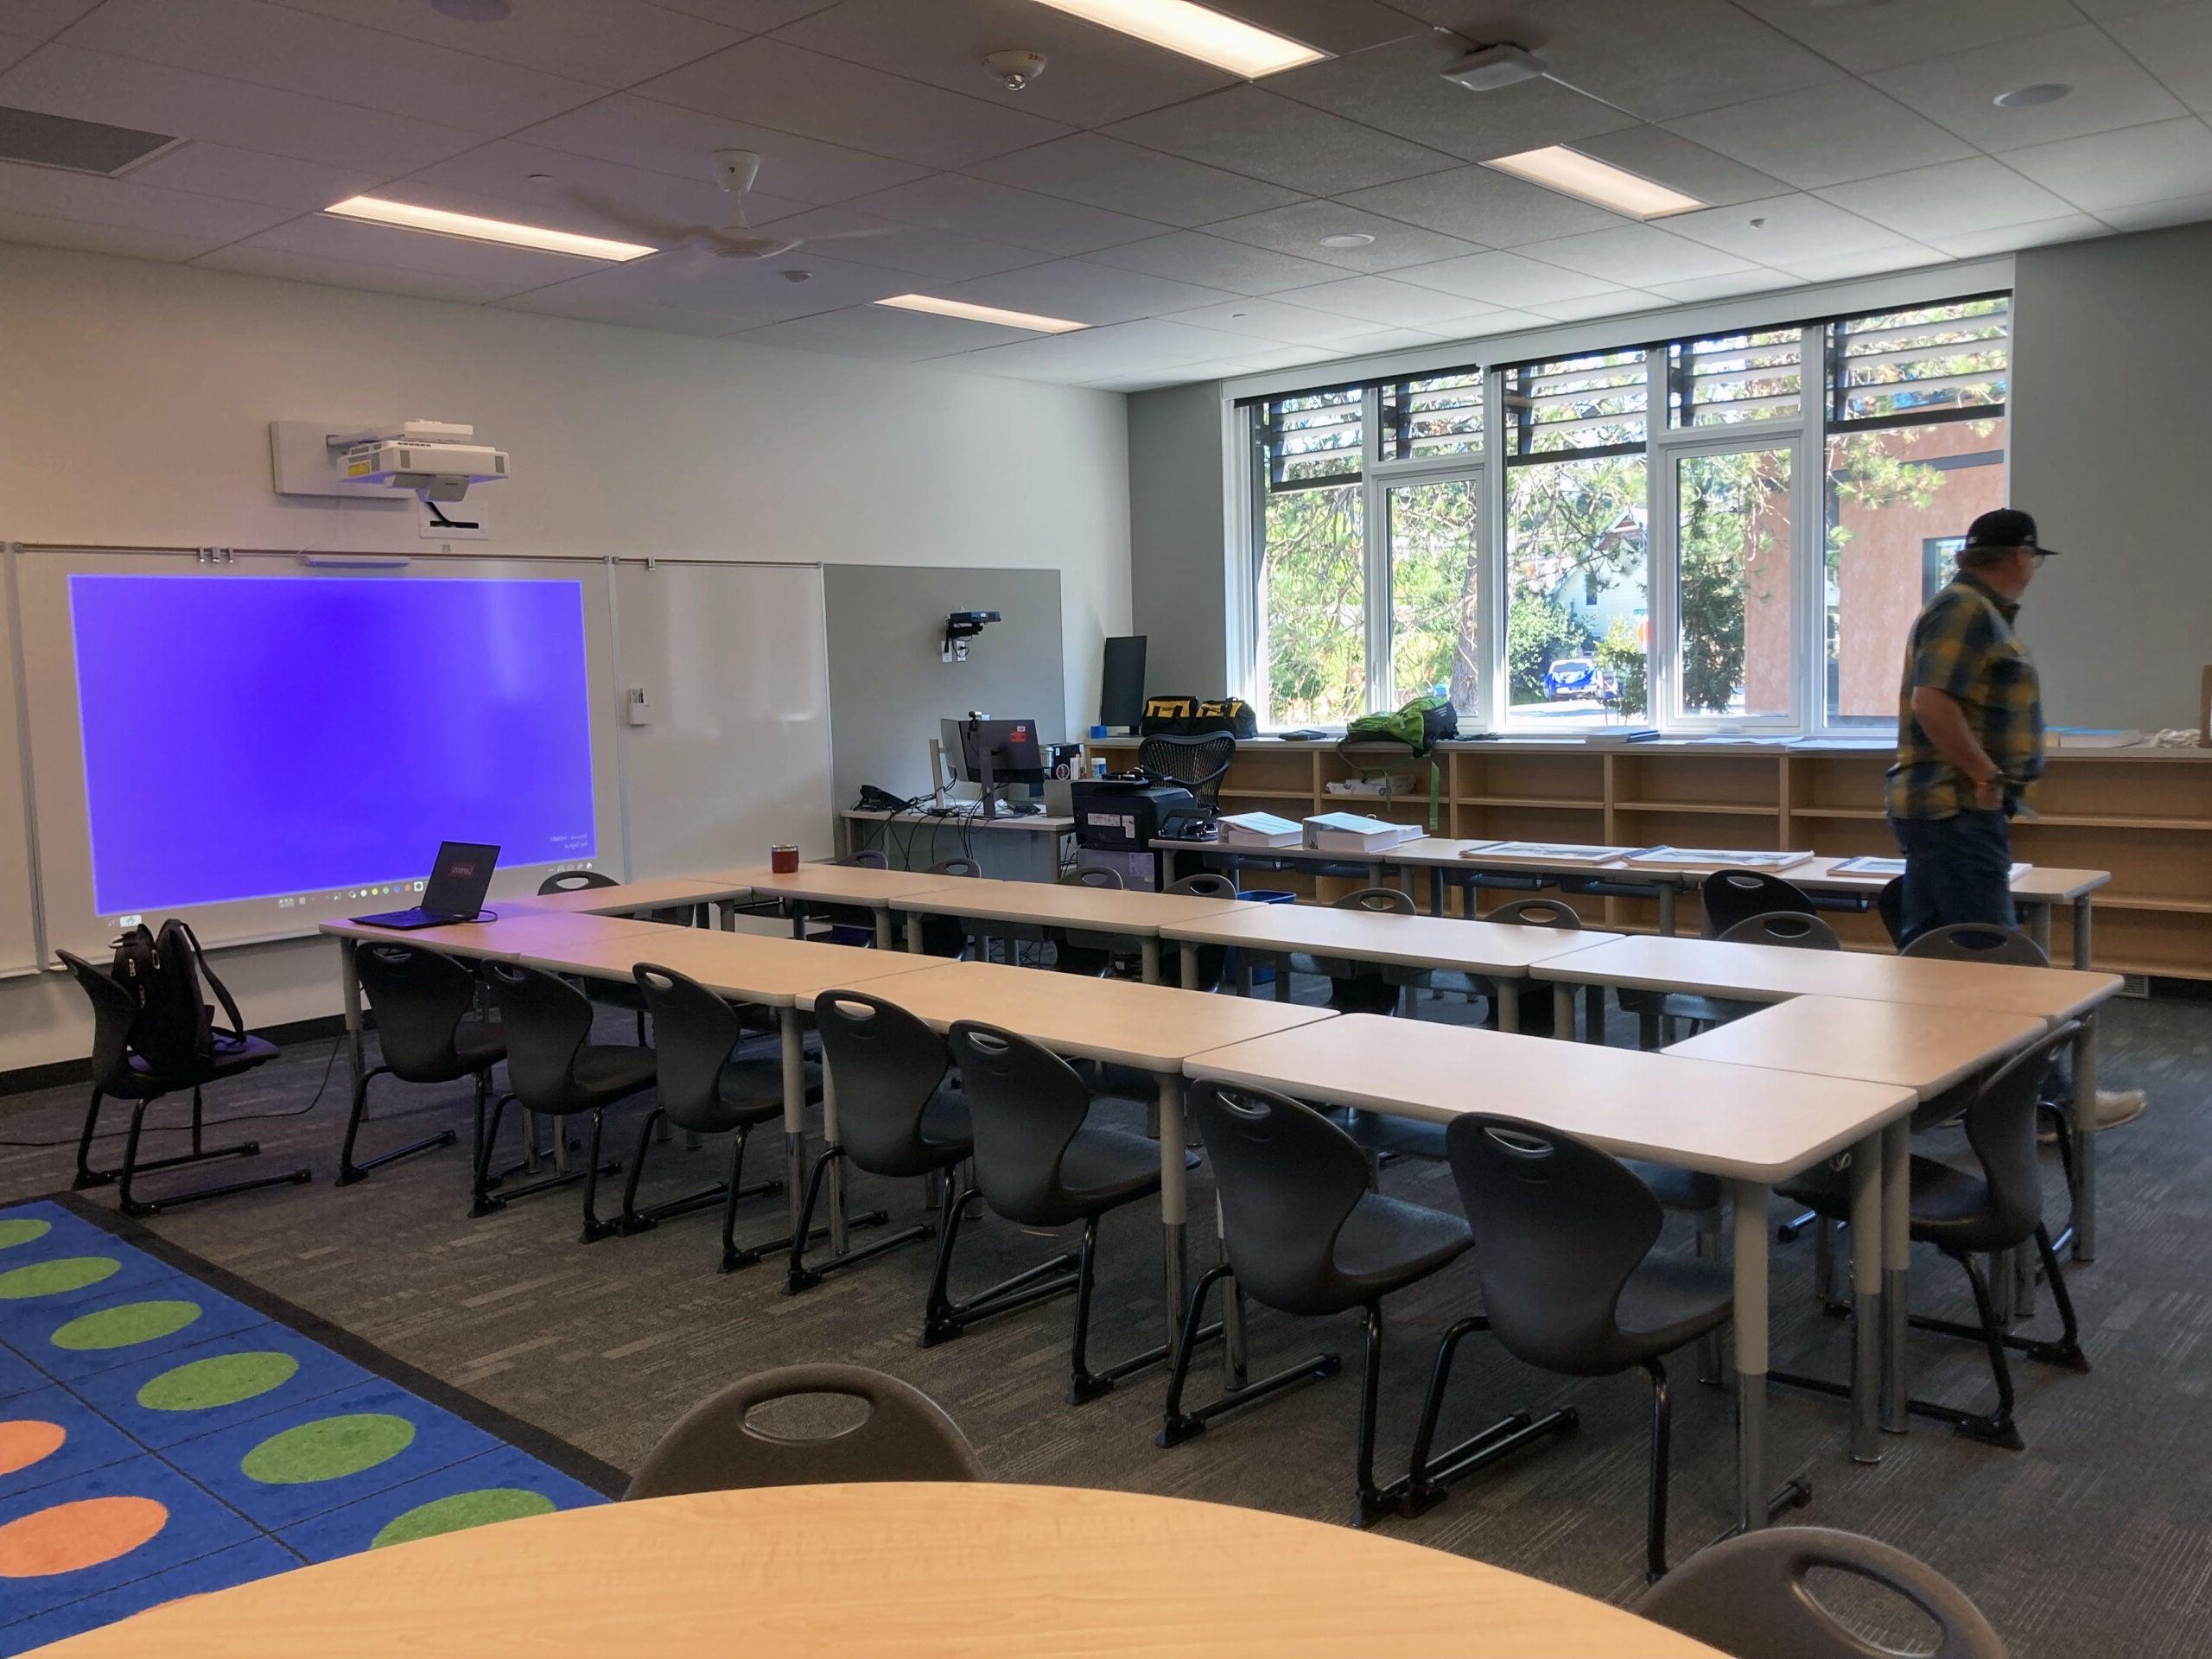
981, 49, 1047, 92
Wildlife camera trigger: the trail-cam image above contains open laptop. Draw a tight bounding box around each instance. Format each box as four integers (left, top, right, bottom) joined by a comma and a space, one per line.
351, 841, 499, 930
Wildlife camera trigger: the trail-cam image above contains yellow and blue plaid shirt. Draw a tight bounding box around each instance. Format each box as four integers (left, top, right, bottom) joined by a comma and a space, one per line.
1887, 572, 2044, 820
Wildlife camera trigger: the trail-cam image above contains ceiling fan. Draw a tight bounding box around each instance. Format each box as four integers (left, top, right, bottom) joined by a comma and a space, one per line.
562, 149, 892, 264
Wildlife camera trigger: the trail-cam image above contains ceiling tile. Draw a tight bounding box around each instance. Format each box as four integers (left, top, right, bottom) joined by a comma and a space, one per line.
511, 245, 911, 324
1529, 288, 1666, 321
2073, 0, 2202, 15
646, 0, 835, 29
1925, 212, 2110, 257
1267, 271, 1499, 328
124, 141, 387, 212
493, 287, 755, 335
769, 0, 1233, 128
1156, 295, 1395, 344
1665, 79, 1975, 189
399, 137, 809, 244
58, 0, 602, 134
1772, 245, 1950, 283
1665, 193, 1932, 266
1082, 229, 1345, 296
1337, 164, 1629, 246
1204, 0, 1423, 57
2095, 187, 2212, 229
932, 322, 1218, 382
0, 0, 99, 39
0, 205, 227, 259
1389, 248, 1624, 308
267, 0, 745, 87
1568, 125, 1787, 209
1264, 33, 1637, 163
1646, 269, 1798, 303
193, 241, 536, 303
2002, 117, 2212, 211
1735, 0, 2082, 75
1198, 199, 1484, 271
734, 300, 1052, 360
630, 36, 1069, 168
0, 156, 290, 240
841, 173, 1164, 256
2102, 3, 2212, 114
1869, 25, 2188, 151
1103, 86, 1459, 197
515, 95, 931, 203
231, 210, 629, 285
964, 132, 1301, 226
0, 42, 483, 172
1816, 156, 2077, 241
928, 256, 1240, 324
726, 204, 1051, 279
1514, 223, 1758, 285
0, 27, 33, 71
1390, 0, 1843, 122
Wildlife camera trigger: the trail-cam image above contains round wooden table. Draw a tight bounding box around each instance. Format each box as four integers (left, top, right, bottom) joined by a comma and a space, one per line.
36, 1483, 1722, 1657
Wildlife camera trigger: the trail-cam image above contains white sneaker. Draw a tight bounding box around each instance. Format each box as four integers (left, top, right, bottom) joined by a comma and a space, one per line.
2094, 1088, 2147, 1130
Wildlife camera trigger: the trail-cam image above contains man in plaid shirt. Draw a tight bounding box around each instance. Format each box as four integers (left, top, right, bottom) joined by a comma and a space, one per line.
1887, 507, 2051, 944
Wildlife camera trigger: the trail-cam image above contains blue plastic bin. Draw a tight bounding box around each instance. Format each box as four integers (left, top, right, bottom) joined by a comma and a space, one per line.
1222, 888, 1296, 986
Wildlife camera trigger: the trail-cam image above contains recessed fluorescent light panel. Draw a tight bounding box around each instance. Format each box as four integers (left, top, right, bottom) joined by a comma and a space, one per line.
322, 195, 657, 260
1484, 147, 1704, 219
875, 294, 1090, 334
1026, 0, 1325, 78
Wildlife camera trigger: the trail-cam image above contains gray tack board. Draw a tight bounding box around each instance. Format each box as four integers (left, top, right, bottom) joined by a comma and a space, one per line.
823, 563, 1065, 808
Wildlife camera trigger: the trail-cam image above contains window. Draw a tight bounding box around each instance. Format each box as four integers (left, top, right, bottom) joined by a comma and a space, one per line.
1235, 283, 2010, 737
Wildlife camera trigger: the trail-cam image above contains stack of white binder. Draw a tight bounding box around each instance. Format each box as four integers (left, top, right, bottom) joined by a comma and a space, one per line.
1303, 811, 1425, 854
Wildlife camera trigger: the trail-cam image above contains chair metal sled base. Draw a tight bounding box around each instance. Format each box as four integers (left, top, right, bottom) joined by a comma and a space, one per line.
77, 1087, 312, 1217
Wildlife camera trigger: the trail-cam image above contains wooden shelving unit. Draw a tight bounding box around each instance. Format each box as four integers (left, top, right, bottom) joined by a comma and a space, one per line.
1094, 735, 2212, 982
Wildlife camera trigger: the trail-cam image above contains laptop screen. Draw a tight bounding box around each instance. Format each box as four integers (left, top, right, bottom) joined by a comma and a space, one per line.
422, 842, 499, 916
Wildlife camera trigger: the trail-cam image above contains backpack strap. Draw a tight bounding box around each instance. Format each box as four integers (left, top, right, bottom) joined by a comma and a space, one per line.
172, 919, 248, 1040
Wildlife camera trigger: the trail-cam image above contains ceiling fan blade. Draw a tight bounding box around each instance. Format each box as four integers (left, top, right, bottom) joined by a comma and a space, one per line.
555, 185, 688, 245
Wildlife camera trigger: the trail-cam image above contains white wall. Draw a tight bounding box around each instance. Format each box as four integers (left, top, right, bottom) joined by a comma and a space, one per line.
0, 245, 1130, 1071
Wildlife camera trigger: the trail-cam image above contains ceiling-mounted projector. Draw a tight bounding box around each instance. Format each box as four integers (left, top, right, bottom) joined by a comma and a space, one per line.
1441, 41, 1547, 91
270, 418, 510, 504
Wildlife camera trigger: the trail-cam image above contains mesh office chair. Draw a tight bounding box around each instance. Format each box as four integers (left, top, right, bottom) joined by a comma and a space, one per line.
1051, 866, 1124, 978
60, 950, 307, 1217
1163, 1082, 1477, 1527
1637, 1528, 2007, 1659
339, 942, 492, 1185
1776, 1024, 2088, 1449
939, 1022, 1175, 1405
1136, 730, 1237, 808
625, 1364, 983, 1497
478, 962, 658, 1237
791, 989, 972, 1295
1426, 1114, 1773, 1579
623, 964, 805, 1269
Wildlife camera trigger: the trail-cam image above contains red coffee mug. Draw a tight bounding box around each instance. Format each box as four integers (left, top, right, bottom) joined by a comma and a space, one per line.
770, 844, 799, 874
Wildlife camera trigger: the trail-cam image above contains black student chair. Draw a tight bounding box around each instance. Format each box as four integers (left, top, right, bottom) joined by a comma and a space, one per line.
338, 942, 493, 1185
816, 851, 891, 947
477, 962, 657, 1238
537, 869, 662, 1040
1424, 1114, 1773, 1579
1774, 1023, 2088, 1450
1050, 866, 1124, 977
625, 1364, 983, 1497
1621, 869, 1821, 1044
1282, 887, 1414, 1015
917, 857, 981, 958
1163, 1082, 1480, 1528
1637, 1528, 2007, 1659
938, 1022, 1174, 1405
60, 951, 308, 1217
622, 964, 807, 1269
789, 989, 971, 1295
1164, 872, 1237, 994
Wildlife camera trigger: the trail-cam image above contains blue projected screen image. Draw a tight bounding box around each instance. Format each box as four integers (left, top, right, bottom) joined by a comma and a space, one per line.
69, 575, 597, 917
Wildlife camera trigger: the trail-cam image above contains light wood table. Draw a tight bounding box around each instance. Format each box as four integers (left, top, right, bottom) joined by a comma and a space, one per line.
1157, 904, 1618, 1032
34, 1483, 1721, 1659
840, 804, 1074, 882
507, 926, 943, 1266
1185, 1014, 1918, 1525
890, 880, 1250, 982
697, 863, 965, 952
508, 873, 756, 923
794, 960, 1334, 1355
1532, 935, 2121, 1261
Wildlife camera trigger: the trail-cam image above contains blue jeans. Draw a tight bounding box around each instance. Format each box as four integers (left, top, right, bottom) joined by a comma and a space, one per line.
1889, 810, 2015, 950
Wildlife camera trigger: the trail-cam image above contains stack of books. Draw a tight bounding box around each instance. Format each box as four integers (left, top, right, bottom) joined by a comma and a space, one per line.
1583, 728, 1661, 747
1303, 811, 1426, 854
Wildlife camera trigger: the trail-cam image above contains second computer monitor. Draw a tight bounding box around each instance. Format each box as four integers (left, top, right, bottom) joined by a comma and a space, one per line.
944, 717, 1046, 785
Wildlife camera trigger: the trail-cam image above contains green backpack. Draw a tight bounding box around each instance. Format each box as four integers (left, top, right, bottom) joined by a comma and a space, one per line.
1338, 694, 1459, 830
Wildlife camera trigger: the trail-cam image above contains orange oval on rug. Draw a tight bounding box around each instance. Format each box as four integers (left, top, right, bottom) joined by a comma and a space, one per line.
0, 1496, 168, 1578
0, 1420, 67, 1478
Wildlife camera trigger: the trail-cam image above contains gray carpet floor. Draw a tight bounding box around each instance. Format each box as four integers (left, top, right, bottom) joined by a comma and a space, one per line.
3, 972, 2208, 1658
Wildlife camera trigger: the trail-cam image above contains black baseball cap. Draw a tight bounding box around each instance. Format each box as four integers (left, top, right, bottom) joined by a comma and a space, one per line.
1963, 508, 2060, 556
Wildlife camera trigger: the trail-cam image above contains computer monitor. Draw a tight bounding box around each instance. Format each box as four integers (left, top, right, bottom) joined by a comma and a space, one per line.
941, 717, 1045, 819
1101, 635, 1147, 730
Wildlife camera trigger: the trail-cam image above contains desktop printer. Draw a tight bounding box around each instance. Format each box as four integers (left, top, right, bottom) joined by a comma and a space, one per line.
1071, 776, 1205, 852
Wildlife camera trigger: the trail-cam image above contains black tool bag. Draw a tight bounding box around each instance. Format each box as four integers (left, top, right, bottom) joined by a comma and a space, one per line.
110, 918, 248, 1073
1139, 696, 1258, 739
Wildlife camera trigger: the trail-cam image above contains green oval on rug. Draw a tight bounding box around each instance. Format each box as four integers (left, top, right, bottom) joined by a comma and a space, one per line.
0, 1219, 53, 1251
49, 1300, 203, 1352
0, 1256, 120, 1300
137, 1351, 301, 1413
241, 1413, 416, 1485
372, 1488, 556, 1549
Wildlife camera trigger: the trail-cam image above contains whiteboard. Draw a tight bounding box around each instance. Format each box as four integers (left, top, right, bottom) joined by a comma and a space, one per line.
613, 561, 833, 875
0, 553, 39, 976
